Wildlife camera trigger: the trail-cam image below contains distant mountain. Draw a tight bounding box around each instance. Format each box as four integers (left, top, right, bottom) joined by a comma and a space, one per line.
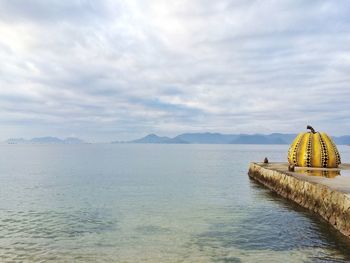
122, 132, 350, 145
31, 137, 63, 143
173, 133, 238, 144
164, 137, 189, 144
125, 133, 292, 145
334, 136, 350, 145
6, 133, 350, 145
63, 137, 85, 144
130, 134, 189, 144
5, 137, 85, 144
230, 134, 287, 144
131, 134, 171, 143
267, 133, 297, 144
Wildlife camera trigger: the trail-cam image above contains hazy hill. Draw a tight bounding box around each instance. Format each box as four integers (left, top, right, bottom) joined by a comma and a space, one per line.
126, 133, 294, 145
230, 134, 287, 144
267, 133, 297, 144
5, 133, 350, 145
334, 136, 350, 145
163, 137, 189, 144
130, 134, 189, 144
131, 134, 171, 143
30, 137, 63, 143
63, 137, 85, 144
173, 133, 238, 144
123, 132, 350, 145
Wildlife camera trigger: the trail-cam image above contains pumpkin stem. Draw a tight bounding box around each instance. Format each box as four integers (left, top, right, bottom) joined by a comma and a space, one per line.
307, 125, 316, 134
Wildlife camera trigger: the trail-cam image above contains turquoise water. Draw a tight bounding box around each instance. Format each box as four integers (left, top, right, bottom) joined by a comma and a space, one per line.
1, 144, 350, 262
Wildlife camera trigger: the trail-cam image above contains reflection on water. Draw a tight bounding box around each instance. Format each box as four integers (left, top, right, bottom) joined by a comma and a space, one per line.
296, 168, 341, 178
0, 144, 350, 262
248, 181, 350, 260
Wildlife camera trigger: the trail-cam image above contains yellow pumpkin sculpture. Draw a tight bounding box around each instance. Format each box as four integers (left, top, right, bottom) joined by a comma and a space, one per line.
288, 125, 341, 168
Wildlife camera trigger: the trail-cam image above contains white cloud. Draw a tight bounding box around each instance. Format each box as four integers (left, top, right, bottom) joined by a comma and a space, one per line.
0, 0, 349, 141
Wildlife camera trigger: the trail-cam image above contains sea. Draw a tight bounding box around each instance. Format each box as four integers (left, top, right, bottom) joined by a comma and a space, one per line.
1, 144, 350, 262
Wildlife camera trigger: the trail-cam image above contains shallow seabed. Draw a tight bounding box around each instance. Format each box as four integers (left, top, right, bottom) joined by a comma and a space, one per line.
0, 144, 350, 262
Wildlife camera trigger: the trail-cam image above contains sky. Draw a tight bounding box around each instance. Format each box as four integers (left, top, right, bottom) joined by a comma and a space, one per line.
0, 0, 350, 142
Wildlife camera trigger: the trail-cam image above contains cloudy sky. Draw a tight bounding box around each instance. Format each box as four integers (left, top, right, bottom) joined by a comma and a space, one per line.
0, 0, 349, 142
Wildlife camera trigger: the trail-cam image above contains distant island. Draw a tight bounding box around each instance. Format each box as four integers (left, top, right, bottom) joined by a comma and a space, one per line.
113, 133, 350, 145
5, 137, 86, 144
5, 133, 350, 145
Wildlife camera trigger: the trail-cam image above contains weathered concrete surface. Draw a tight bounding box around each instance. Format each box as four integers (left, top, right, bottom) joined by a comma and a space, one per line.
248, 162, 350, 238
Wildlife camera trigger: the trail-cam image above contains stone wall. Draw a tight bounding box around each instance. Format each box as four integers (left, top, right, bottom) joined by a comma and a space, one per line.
248, 162, 350, 238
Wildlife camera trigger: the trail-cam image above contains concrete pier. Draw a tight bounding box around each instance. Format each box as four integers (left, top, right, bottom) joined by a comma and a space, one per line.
248, 162, 350, 238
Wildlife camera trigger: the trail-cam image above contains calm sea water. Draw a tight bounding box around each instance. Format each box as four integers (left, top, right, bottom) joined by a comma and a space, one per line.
1, 144, 350, 262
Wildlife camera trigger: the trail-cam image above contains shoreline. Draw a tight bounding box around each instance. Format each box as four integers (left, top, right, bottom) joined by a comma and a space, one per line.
248, 162, 350, 239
